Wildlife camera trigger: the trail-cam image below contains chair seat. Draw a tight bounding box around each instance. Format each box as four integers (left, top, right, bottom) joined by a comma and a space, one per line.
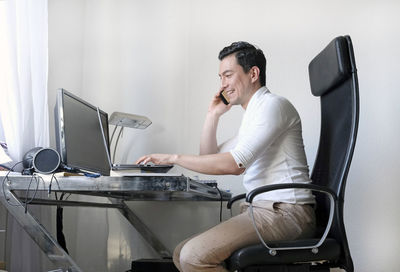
226, 238, 341, 270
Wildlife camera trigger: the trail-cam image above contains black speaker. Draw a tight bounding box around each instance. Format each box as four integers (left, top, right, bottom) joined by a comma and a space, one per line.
23, 147, 61, 174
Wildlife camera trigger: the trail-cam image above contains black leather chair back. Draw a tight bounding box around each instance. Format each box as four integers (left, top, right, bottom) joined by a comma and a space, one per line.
308, 35, 359, 271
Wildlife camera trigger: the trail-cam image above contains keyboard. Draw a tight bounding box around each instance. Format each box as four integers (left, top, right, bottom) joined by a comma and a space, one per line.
112, 164, 173, 173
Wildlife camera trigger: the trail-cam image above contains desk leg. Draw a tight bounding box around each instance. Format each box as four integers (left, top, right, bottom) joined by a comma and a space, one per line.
0, 182, 82, 272
109, 198, 171, 258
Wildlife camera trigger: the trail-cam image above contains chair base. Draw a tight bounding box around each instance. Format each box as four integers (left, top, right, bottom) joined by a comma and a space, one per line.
130, 258, 178, 272
239, 263, 330, 272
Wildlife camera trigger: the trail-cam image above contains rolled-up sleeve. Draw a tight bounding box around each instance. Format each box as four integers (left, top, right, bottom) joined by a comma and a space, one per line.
230, 143, 254, 168
230, 98, 290, 168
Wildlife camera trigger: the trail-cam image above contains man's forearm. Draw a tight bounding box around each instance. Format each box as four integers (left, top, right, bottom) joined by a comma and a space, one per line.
174, 152, 244, 175
199, 113, 220, 155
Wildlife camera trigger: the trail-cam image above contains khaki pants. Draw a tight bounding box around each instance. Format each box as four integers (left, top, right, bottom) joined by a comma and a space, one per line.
173, 201, 316, 272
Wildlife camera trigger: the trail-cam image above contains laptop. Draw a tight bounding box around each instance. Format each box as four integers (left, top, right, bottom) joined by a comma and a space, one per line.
96, 107, 173, 173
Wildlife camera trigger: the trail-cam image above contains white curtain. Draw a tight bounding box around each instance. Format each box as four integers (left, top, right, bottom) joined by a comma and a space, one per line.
0, 119, 5, 143
0, 0, 49, 159
0, 0, 49, 271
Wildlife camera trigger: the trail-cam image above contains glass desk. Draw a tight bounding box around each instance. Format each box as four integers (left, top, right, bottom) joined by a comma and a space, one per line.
0, 173, 231, 272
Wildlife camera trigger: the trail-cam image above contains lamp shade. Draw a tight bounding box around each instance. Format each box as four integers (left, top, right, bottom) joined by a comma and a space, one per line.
108, 112, 152, 129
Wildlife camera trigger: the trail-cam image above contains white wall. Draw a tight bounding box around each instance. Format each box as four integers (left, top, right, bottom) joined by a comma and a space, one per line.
47, 0, 400, 271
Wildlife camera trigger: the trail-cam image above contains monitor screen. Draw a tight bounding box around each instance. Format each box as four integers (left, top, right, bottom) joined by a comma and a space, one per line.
54, 88, 110, 176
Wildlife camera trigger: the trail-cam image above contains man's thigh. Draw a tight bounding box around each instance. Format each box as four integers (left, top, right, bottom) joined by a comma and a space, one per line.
179, 207, 271, 265
178, 202, 315, 268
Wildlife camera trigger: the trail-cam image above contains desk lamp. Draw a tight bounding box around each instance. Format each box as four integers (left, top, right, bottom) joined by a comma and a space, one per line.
108, 112, 152, 163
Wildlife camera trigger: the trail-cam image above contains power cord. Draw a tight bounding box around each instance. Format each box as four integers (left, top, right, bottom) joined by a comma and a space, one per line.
1, 161, 24, 207
196, 179, 224, 222
56, 192, 69, 254
112, 126, 124, 164
2, 162, 71, 253
23, 174, 40, 213
215, 185, 223, 222
1, 161, 41, 212
48, 173, 62, 196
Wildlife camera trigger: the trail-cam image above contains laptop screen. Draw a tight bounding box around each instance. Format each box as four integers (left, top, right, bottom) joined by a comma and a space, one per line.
54, 89, 111, 176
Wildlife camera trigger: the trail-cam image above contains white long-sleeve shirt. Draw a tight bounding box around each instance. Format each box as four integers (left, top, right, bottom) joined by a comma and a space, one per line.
226, 87, 315, 204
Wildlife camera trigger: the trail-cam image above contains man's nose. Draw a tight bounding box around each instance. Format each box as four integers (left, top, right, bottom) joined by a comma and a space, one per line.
221, 78, 228, 88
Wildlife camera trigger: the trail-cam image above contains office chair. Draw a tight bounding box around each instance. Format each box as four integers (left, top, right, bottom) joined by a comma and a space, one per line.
225, 35, 359, 272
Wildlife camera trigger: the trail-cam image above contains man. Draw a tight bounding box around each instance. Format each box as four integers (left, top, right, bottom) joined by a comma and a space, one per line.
136, 41, 316, 272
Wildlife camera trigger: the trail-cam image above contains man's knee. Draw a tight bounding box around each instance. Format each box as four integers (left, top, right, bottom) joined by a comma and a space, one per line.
174, 238, 191, 271
179, 238, 209, 268
179, 240, 199, 267
173, 246, 181, 271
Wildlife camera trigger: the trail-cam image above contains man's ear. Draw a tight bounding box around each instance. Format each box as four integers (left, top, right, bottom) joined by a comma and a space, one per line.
250, 66, 260, 83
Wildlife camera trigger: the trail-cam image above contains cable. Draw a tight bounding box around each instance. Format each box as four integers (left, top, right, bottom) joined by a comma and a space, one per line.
53, 174, 61, 190
56, 192, 69, 254
1, 161, 24, 207
199, 180, 224, 222
215, 185, 223, 222
83, 172, 101, 178
24, 174, 42, 213
2, 160, 41, 212
48, 173, 62, 196
24, 174, 38, 213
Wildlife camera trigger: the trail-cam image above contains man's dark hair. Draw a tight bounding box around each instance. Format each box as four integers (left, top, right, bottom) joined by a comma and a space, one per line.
218, 41, 266, 86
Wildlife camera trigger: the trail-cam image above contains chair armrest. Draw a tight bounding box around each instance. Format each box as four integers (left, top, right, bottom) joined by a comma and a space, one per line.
245, 183, 337, 256
246, 183, 337, 203
227, 193, 246, 209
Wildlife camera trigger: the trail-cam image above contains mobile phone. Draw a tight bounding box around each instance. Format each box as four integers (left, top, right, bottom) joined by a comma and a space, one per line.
219, 90, 230, 105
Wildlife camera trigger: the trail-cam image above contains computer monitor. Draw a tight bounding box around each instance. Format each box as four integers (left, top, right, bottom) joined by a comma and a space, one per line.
54, 88, 110, 176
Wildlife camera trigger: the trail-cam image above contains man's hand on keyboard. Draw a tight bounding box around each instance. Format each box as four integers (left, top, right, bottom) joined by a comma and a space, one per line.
135, 154, 178, 165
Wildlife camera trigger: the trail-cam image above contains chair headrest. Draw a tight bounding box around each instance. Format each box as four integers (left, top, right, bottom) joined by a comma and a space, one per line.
308, 36, 352, 97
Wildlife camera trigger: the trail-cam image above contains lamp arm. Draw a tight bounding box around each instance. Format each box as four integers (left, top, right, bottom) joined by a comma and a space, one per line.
110, 125, 118, 146
112, 126, 124, 164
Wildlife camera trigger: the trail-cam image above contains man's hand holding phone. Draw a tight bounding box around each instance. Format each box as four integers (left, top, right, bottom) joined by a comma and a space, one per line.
219, 89, 230, 105
207, 88, 232, 117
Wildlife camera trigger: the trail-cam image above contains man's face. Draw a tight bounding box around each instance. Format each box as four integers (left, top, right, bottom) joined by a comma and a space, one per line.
218, 54, 253, 107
